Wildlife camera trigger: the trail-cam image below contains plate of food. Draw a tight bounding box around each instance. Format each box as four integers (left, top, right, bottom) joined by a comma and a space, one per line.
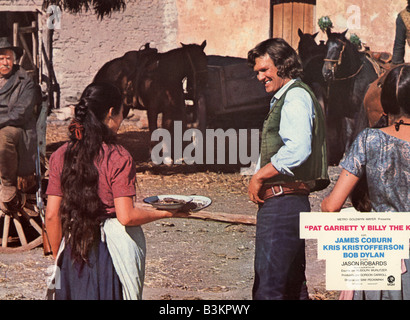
181, 195, 212, 212
143, 195, 193, 210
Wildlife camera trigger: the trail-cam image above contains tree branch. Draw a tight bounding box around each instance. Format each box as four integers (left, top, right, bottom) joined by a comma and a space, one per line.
42, 0, 126, 19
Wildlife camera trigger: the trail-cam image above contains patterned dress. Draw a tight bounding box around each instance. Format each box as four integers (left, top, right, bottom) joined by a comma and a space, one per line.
340, 128, 410, 299
341, 128, 410, 212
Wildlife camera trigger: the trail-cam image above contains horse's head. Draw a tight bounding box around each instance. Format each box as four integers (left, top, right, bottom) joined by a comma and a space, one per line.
181, 40, 208, 99
322, 29, 348, 82
297, 28, 319, 62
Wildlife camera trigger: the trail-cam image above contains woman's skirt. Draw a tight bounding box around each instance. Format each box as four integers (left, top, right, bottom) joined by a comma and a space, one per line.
54, 240, 123, 300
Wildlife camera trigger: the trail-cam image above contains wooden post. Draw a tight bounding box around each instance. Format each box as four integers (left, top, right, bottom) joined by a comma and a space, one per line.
13, 22, 18, 47
32, 21, 38, 68
2, 214, 10, 248
13, 22, 21, 65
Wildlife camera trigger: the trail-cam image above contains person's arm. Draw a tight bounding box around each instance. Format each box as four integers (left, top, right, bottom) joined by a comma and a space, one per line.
114, 196, 189, 226
271, 88, 314, 176
45, 195, 63, 259
392, 14, 407, 65
321, 169, 360, 212
0, 75, 40, 128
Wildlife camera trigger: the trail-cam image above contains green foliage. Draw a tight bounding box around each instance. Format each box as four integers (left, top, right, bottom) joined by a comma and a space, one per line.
349, 33, 362, 48
318, 16, 333, 32
42, 0, 126, 19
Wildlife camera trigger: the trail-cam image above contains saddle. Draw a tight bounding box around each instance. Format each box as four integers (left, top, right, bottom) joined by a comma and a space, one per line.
361, 46, 395, 127
362, 44, 392, 70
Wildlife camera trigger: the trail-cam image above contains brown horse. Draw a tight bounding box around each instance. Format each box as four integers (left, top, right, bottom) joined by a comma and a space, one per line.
93, 43, 159, 118
363, 63, 410, 128
94, 41, 208, 163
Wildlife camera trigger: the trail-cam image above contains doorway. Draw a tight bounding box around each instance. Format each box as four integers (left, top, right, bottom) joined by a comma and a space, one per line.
270, 0, 316, 48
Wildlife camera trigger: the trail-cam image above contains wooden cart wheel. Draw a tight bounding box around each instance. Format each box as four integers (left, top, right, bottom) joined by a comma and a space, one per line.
0, 194, 43, 253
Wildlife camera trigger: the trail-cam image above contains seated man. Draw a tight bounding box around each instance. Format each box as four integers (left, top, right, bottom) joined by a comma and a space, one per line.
0, 37, 41, 211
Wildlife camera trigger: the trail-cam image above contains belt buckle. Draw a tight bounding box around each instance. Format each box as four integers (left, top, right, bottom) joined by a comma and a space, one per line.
271, 185, 284, 196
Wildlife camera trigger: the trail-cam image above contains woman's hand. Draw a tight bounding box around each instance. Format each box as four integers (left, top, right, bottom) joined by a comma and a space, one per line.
166, 208, 191, 218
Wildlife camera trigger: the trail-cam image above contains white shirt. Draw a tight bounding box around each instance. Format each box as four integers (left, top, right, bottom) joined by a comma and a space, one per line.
255, 79, 315, 176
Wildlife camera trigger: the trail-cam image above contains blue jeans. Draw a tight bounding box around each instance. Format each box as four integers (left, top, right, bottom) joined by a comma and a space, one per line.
252, 194, 310, 300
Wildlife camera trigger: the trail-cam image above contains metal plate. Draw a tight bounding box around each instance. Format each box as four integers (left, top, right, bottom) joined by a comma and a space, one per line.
143, 195, 193, 210
182, 195, 212, 212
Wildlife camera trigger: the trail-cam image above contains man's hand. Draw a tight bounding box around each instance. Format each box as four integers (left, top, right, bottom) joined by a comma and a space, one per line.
248, 174, 264, 204
248, 163, 280, 204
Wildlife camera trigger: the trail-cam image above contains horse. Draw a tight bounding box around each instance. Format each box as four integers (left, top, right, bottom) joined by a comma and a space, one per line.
322, 29, 380, 164
297, 29, 327, 109
93, 43, 159, 118
362, 63, 410, 129
94, 41, 208, 164
136, 41, 208, 140
297, 29, 345, 165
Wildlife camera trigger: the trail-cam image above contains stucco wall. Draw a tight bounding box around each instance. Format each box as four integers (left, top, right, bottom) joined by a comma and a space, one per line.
316, 0, 410, 62
47, 0, 269, 105
176, 0, 270, 58
3, 0, 410, 108
2, 0, 181, 106
51, 0, 179, 105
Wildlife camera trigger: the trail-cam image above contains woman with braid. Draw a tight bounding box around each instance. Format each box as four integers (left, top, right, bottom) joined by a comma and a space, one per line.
45, 82, 187, 300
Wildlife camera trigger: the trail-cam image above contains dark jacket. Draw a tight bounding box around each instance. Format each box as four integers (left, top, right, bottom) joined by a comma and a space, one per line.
392, 7, 410, 64
0, 65, 41, 176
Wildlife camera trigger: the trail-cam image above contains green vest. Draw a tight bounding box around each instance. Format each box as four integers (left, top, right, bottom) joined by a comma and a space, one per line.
260, 80, 329, 192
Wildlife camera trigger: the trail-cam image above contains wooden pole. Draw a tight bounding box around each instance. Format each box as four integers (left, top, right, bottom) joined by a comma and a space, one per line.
142, 203, 256, 225
188, 210, 256, 225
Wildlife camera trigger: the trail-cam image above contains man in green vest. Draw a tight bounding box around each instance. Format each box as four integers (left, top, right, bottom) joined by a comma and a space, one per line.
247, 38, 329, 300
392, 0, 410, 65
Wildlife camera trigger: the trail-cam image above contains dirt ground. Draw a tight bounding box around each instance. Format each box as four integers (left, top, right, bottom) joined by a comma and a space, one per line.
0, 115, 344, 300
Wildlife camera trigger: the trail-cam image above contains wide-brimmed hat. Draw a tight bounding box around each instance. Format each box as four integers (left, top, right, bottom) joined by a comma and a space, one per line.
0, 37, 23, 61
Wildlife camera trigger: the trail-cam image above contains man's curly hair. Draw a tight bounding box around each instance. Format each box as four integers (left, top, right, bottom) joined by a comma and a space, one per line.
247, 38, 303, 79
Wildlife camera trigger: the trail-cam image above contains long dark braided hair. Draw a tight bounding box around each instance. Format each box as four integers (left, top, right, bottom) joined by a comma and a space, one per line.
60, 82, 122, 265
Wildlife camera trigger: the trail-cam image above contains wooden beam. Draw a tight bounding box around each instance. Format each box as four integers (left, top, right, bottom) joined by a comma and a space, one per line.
304, 3, 315, 35
142, 203, 256, 225
188, 210, 256, 225
292, 2, 305, 48
272, 3, 284, 39
283, 2, 293, 45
